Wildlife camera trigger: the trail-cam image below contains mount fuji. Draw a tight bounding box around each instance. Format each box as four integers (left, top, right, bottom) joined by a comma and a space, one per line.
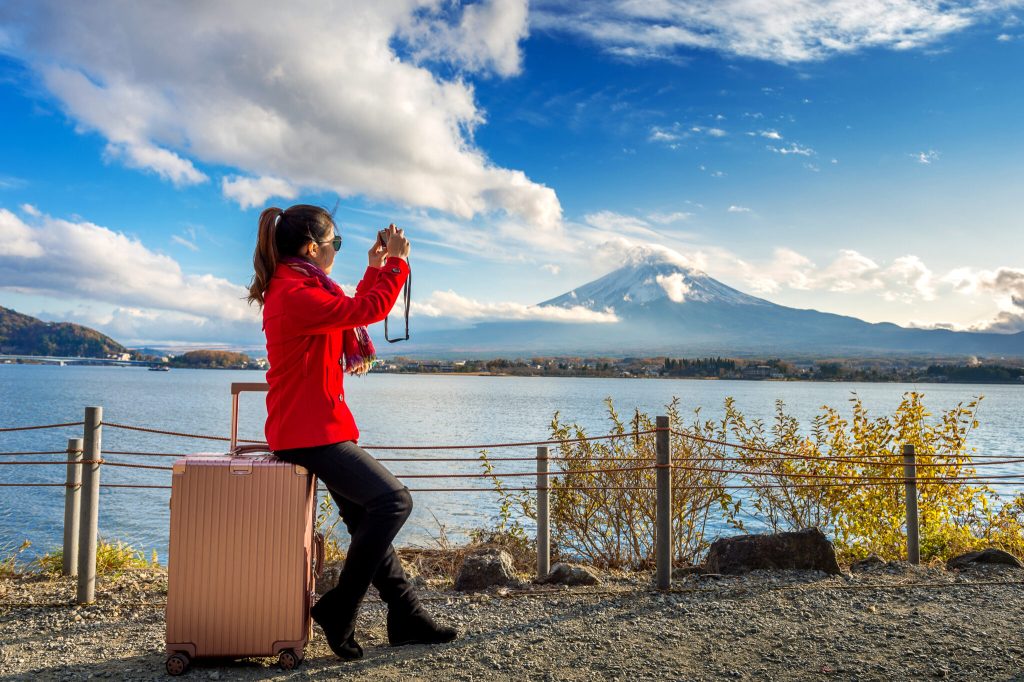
392, 255, 1024, 358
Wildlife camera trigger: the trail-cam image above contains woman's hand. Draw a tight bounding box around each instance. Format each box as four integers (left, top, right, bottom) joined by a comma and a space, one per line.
379, 223, 410, 260
367, 239, 387, 269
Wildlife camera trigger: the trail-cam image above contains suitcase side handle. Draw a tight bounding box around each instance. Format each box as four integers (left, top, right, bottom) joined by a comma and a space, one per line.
313, 530, 325, 579
230, 382, 270, 451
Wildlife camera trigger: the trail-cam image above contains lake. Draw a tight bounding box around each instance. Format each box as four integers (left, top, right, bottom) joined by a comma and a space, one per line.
2, 364, 1022, 563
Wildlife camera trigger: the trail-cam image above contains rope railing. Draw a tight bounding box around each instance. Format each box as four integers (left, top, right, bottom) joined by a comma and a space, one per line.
6, 418, 1024, 464
9, 410, 1024, 606
5, 422, 1024, 486
0, 421, 84, 433
96, 421, 664, 449
6, 468, 1024, 487
0, 451, 70, 456
9, 419, 1024, 462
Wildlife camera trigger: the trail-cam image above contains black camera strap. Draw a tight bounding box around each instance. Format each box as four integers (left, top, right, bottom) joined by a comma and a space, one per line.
384, 259, 410, 343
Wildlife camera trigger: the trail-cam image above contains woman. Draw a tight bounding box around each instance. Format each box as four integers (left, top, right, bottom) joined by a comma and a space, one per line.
247, 204, 456, 660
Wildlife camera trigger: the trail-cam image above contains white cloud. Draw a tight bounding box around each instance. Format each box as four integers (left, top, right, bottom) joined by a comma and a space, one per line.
997, 32, 1014, 40
655, 272, 690, 302
5, 1, 559, 227
102, 141, 208, 187
0, 175, 27, 189
222, 176, 299, 210
533, 0, 999, 63
649, 122, 730, 146
542, 263, 561, 275
583, 211, 666, 241
0, 209, 44, 257
399, 0, 529, 77
398, 212, 570, 265
647, 211, 692, 224
43, 305, 258, 347
912, 150, 941, 164
759, 129, 783, 140
711, 246, 941, 305
170, 234, 199, 252
768, 143, 815, 156
0, 208, 255, 329
416, 290, 619, 323
19, 204, 41, 217
727, 205, 752, 213
649, 126, 683, 144
944, 266, 1024, 331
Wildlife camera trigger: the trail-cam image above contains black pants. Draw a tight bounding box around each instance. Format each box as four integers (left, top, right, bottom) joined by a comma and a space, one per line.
275, 441, 418, 616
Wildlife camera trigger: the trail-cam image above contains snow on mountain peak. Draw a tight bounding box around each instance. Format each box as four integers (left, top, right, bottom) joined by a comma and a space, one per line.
540, 250, 773, 311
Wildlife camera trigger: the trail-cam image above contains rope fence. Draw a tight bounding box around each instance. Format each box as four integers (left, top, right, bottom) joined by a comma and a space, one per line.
5, 419, 1024, 488
5, 404, 1024, 601
0, 421, 83, 433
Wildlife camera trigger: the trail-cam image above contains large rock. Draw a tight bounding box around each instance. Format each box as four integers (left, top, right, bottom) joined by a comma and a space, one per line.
947, 548, 1023, 570
705, 528, 841, 575
454, 549, 520, 591
541, 562, 600, 586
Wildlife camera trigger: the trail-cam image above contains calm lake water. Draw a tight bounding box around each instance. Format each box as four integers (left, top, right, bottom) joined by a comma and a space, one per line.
2, 364, 1022, 562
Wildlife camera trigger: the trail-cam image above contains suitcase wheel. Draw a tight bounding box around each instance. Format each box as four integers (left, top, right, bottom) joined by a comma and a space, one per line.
278, 648, 303, 670
165, 653, 190, 676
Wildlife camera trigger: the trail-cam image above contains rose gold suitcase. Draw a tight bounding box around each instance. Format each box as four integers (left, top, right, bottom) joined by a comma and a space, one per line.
165, 382, 324, 676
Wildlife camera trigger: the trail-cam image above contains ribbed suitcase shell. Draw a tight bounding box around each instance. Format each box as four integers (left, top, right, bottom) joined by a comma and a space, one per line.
165, 454, 317, 660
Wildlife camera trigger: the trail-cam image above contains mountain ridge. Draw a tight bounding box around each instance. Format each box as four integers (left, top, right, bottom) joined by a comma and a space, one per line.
0, 306, 131, 358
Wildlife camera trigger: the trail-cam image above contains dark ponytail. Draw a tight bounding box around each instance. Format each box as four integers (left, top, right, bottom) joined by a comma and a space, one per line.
247, 207, 284, 307
247, 204, 337, 308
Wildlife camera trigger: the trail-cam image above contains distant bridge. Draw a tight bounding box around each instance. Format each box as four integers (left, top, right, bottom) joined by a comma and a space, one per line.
0, 354, 159, 367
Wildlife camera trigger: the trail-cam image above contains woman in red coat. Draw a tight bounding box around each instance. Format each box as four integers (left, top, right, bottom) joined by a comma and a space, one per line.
248, 204, 456, 660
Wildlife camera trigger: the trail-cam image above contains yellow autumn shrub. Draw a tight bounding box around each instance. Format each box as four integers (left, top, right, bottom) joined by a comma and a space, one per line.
484, 392, 1024, 568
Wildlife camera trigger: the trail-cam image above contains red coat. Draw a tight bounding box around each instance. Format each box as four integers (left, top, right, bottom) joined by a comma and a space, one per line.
262, 257, 409, 451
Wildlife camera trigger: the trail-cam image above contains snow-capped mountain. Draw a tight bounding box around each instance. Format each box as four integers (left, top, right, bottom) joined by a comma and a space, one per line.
389, 254, 1024, 358
541, 257, 772, 310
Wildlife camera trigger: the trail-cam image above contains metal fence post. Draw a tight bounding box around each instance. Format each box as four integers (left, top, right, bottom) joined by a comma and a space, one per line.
536, 446, 550, 580
656, 415, 672, 590
77, 406, 102, 604
63, 437, 83, 577
903, 443, 920, 565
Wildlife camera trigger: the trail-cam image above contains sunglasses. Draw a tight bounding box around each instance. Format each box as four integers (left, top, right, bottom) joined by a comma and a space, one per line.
312, 233, 343, 252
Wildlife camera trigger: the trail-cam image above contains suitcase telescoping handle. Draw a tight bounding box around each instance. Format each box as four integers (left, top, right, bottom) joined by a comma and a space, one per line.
230, 382, 269, 452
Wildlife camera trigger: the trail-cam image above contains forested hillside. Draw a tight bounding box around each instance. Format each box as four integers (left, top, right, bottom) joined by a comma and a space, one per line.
0, 306, 130, 358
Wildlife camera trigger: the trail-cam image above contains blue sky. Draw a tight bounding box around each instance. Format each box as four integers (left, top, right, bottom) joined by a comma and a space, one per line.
1, 1, 1022, 350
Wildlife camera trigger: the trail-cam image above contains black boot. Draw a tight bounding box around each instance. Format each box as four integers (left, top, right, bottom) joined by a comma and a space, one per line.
311, 590, 363, 659
386, 605, 458, 647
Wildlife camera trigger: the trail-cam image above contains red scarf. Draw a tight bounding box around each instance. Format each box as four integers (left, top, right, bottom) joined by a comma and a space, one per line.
280, 257, 377, 376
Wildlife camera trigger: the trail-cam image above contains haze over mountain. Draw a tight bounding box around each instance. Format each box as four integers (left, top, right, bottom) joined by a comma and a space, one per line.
391, 254, 1024, 359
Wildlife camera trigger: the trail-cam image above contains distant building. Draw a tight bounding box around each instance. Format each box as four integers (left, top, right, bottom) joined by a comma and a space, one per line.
741, 365, 774, 379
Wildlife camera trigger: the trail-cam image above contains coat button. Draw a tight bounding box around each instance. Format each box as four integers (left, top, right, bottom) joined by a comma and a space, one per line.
338, 394, 344, 402
391, 267, 401, 273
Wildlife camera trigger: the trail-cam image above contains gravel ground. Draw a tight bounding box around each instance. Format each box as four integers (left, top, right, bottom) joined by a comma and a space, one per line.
2, 562, 1023, 681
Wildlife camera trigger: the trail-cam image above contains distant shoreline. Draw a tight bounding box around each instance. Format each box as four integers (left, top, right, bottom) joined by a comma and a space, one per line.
4, 361, 1024, 384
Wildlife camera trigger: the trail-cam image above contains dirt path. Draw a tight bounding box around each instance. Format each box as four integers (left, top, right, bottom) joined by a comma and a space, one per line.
2, 563, 1023, 681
